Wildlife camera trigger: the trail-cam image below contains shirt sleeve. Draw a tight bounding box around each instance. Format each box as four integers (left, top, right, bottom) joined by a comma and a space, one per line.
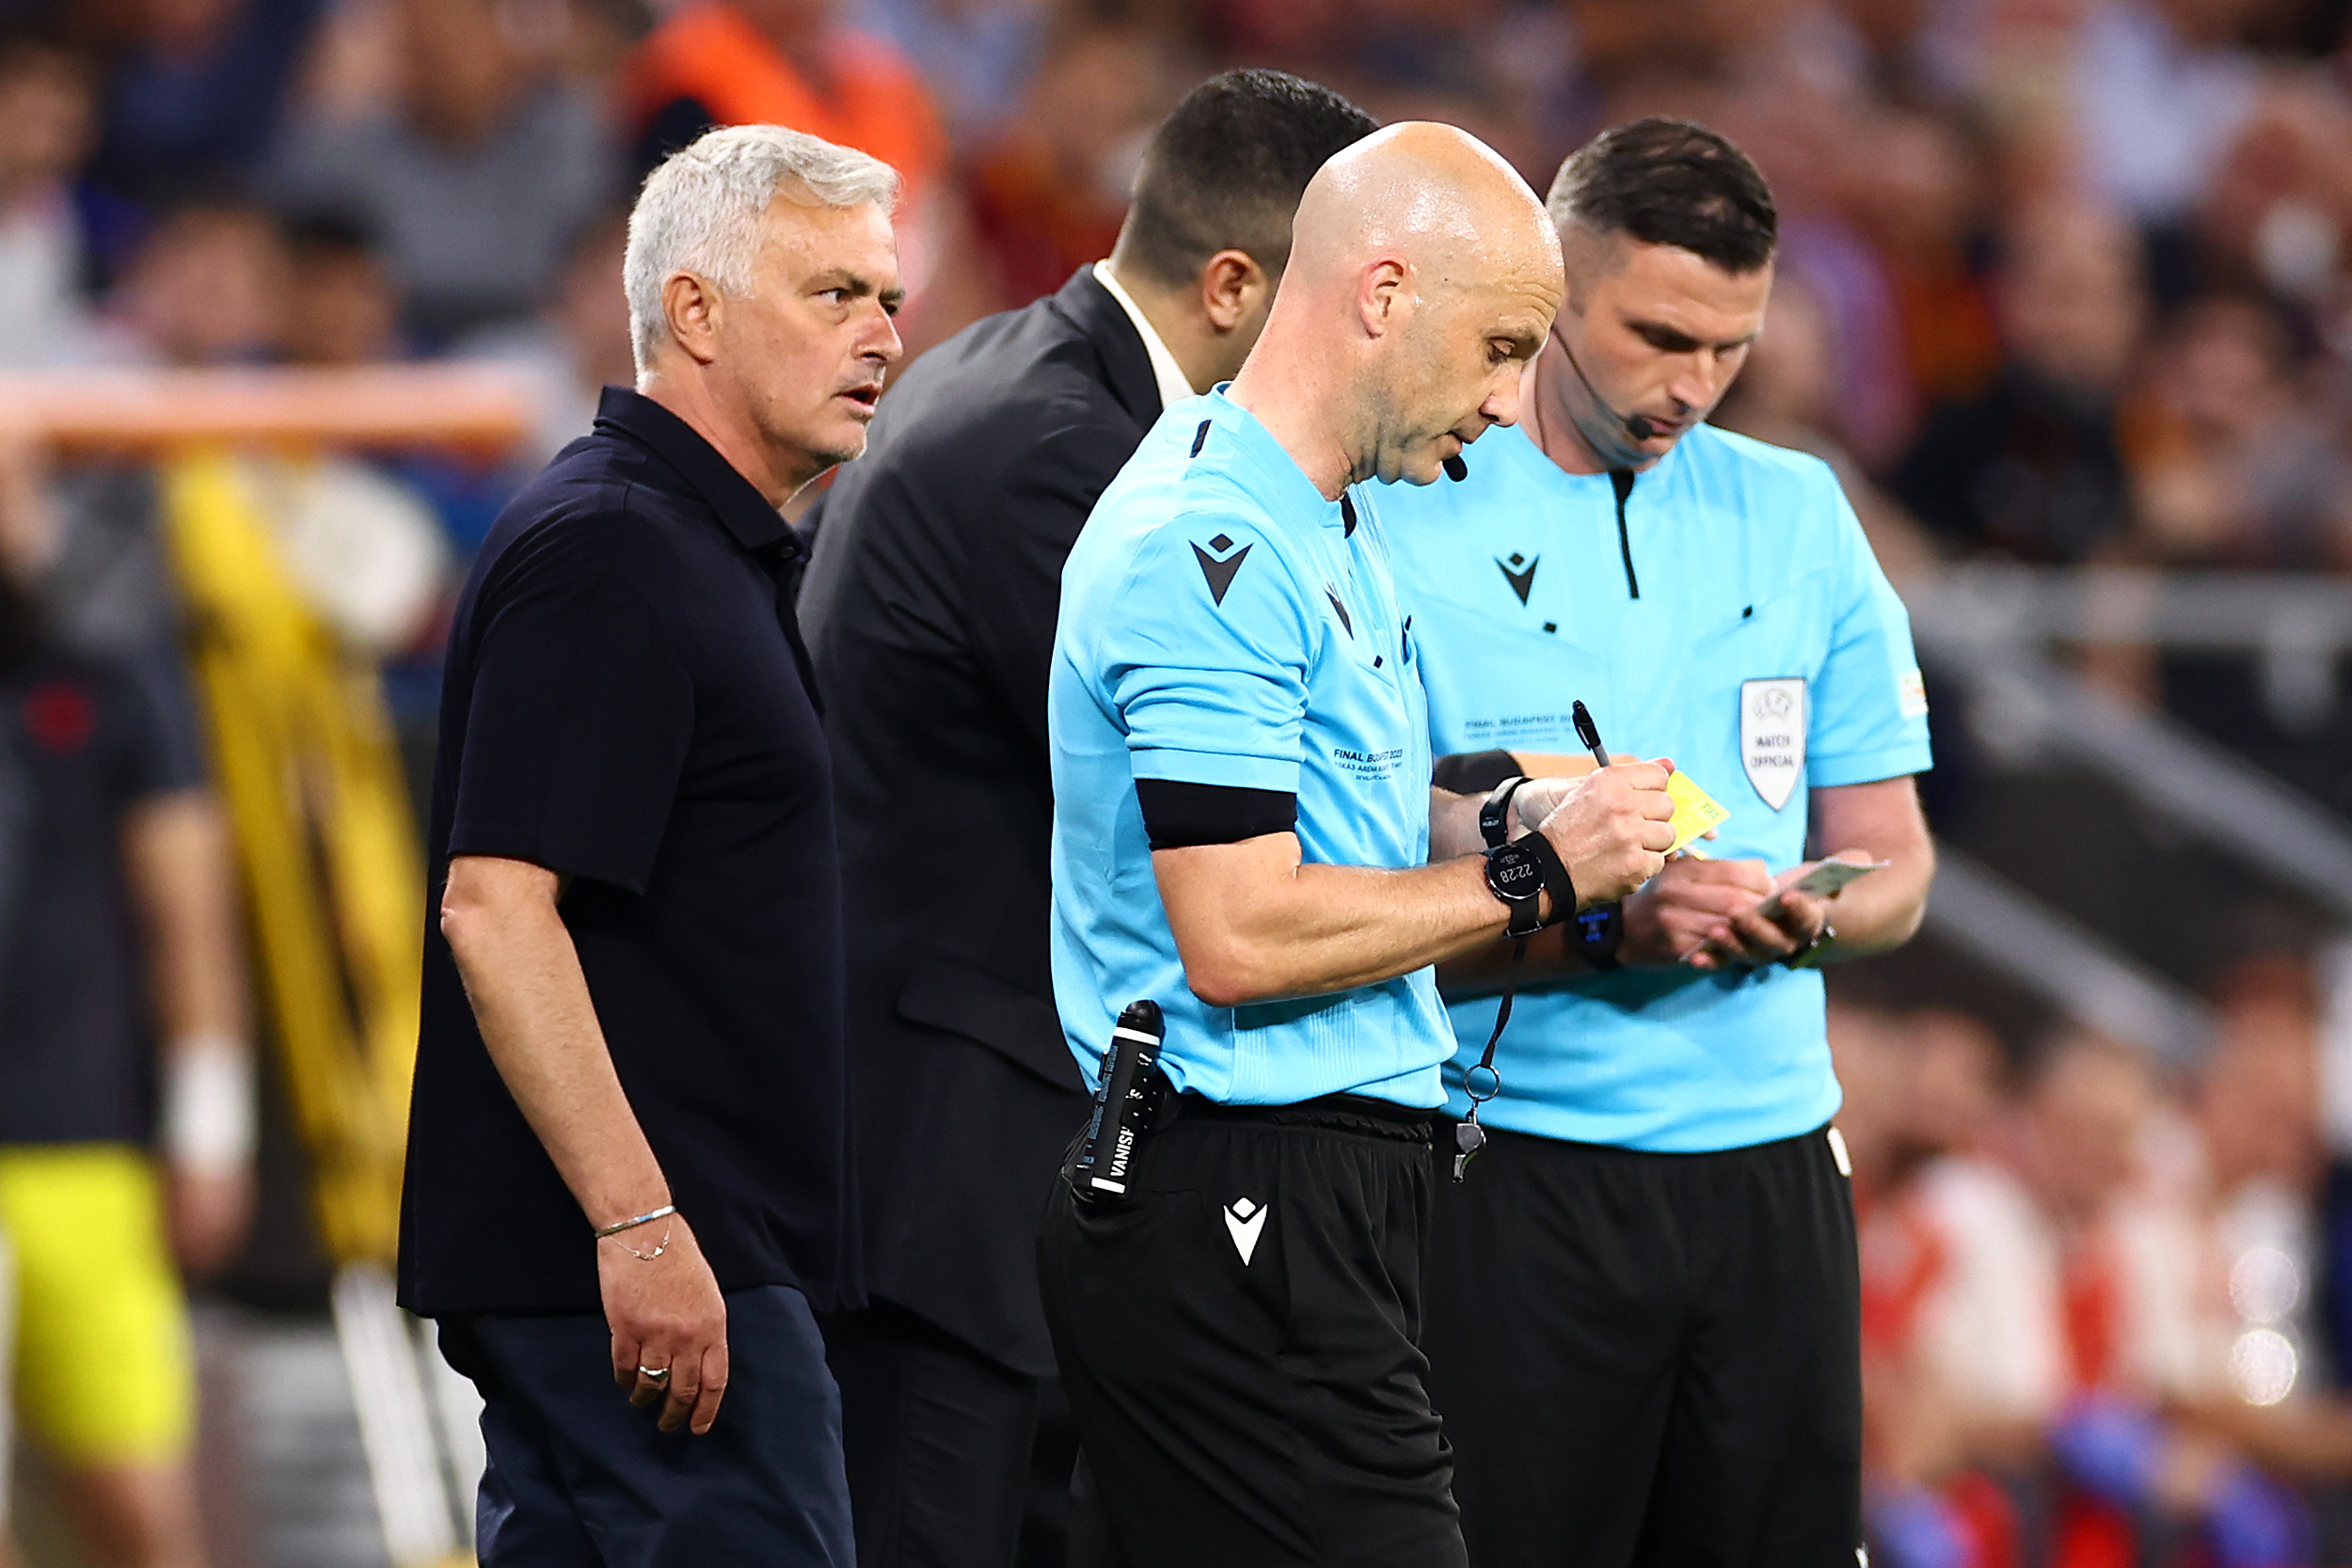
103, 644, 208, 803
1807, 471, 1934, 788
1097, 518, 1314, 794
448, 543, 693, 895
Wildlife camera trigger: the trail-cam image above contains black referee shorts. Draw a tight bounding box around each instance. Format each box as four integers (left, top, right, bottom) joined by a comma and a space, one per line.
1423, 1122, 1861, 1568
1039, 1093, 1465, 1568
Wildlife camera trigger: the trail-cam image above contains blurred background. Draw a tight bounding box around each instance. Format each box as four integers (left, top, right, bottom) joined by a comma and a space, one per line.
1, 0, 2351, 1563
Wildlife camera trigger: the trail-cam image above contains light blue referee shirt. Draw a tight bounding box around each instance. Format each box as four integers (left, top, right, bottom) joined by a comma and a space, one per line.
1370, 420, 1932, 1151
1048, 389, 1452, 1108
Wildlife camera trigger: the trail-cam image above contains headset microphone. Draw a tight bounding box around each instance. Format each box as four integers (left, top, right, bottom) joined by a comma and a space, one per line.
1442, 453, 1468, 482
1560, 337, 1661, 446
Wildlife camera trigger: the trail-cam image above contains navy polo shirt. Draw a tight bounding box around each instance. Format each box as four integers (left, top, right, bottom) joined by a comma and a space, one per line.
399, 387, 858, 1318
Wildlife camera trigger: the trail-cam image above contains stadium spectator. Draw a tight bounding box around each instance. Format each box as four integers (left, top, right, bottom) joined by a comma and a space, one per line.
964, 23, 1176, 312
85, 0, 325, 211
1711, 271, 1940, 579
35, 200, 278, 694
1852, 1008, 2058, 1568
852, 0, 1047, 143
614, 0, 964, 341
0, 36, 105, 366
278, 209, 404, 367
2121, 292, 2352, 569
453, 209, 637, 476
0, 459, 255, 1568
2196, 82, 2352, 309
2072, 0, 2265, 227
1841, 108, 2003, 420
618, 0, 945, 200
96, 197, 283, 366
262, 0, 614, 343
271, 211, 453, 657
2006, 1029, 2317, 1568
1895, 198, 2147, 563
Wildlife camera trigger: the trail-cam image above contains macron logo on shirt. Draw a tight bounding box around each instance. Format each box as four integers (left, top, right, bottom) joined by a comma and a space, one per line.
1193, 533, 1251, 606
1496, 552, 1538, 606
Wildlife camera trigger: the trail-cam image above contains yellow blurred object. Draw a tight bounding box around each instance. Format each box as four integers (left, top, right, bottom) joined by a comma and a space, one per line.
0, 1144, 194, 1465
160, 450, 422, 1266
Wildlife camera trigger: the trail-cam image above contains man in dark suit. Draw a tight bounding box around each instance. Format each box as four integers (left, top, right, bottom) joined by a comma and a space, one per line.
798, 69, 1376, 1568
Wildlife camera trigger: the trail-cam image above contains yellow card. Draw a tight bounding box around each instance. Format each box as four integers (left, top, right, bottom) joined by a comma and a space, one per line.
1665, 771, 1729, 854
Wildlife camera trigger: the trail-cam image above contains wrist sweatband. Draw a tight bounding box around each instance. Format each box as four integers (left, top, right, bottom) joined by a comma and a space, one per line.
162, 1034, 255, 1172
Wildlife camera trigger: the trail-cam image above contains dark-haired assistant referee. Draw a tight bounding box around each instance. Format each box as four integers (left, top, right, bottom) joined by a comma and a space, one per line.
1382, 119, 1937, 1567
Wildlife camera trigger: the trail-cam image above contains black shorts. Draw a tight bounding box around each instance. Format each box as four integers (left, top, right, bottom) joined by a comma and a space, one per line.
1039, 1093, 1466, 1568
1423, 1123, 1861, 1568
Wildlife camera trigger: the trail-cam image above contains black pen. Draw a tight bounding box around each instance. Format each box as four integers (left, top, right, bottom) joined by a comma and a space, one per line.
1571, 700, 1610, 769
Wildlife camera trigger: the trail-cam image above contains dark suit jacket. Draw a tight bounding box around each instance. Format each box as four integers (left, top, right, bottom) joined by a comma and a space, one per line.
799, 266, 1162, 1377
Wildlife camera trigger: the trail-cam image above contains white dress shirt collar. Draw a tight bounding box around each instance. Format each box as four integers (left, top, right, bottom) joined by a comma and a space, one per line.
1092, 261, 1197, 412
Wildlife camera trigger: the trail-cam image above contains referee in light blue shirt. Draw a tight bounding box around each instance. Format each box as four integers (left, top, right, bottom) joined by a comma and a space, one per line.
1376, 119, 1936, 1567
1041, 123, 1679, 1568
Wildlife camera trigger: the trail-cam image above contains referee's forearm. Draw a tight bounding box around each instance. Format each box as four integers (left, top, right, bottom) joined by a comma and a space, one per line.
1155, 843, 1512, 1007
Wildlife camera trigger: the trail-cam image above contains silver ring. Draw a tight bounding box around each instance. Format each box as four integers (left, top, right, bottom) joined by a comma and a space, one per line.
637, 1365, 671, 1383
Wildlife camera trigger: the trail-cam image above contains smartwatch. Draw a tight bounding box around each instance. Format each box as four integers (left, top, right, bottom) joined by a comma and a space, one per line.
1484, 832, 1575, 939
1478, 775, 1528, 849
1572, 902, 1625, 970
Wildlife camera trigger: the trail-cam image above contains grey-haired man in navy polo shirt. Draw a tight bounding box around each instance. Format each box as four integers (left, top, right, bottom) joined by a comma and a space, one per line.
400, 124, 902, 1566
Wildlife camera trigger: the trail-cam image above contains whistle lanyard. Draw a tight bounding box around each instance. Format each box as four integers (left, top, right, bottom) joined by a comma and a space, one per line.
1451, 937, 1524, 1180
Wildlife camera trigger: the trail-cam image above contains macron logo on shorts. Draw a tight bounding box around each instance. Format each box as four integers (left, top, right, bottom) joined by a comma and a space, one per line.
1223, 1196, 1266, 1265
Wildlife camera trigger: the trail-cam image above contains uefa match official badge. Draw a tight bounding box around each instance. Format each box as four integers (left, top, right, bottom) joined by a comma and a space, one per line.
1740, 678, 1806, 811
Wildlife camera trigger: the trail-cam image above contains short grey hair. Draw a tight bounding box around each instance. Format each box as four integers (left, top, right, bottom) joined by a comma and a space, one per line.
624, 124, 900, 373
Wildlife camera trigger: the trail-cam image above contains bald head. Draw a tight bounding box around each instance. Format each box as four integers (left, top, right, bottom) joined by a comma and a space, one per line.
1289, 121, 1560, 293
1228, 122, 1563, 493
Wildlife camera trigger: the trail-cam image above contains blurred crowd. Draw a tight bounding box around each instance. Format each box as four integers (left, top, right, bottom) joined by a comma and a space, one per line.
5, 0, 2352, 581
1831, 954, 2352, 1568
0, 0, 2349, 1563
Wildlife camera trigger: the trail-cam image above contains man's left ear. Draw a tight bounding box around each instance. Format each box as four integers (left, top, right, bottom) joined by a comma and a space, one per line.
1200, 249, 1271, 334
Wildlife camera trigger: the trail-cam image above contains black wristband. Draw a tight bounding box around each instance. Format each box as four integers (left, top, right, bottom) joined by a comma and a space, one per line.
1478, 775, 1527, 849
1516, 830, 1576, 927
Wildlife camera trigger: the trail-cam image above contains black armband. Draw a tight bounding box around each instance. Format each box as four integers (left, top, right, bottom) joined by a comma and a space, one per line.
1135, 779, 1298, 849
1432, 749, 1520, 795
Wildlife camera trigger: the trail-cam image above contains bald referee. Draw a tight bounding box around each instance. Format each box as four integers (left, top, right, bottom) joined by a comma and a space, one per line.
1041, 123, 1677, 1568
1380, 119, 1937, 1566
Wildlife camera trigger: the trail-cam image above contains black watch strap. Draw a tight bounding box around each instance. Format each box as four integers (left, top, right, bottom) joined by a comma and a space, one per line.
1517, 830, 1575, 926
1478, 775, 1527, 849
1572, 901, 1625, 969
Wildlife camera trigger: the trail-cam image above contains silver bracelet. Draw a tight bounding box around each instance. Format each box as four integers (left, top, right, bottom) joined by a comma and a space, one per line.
594, 1203, 676, 1239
